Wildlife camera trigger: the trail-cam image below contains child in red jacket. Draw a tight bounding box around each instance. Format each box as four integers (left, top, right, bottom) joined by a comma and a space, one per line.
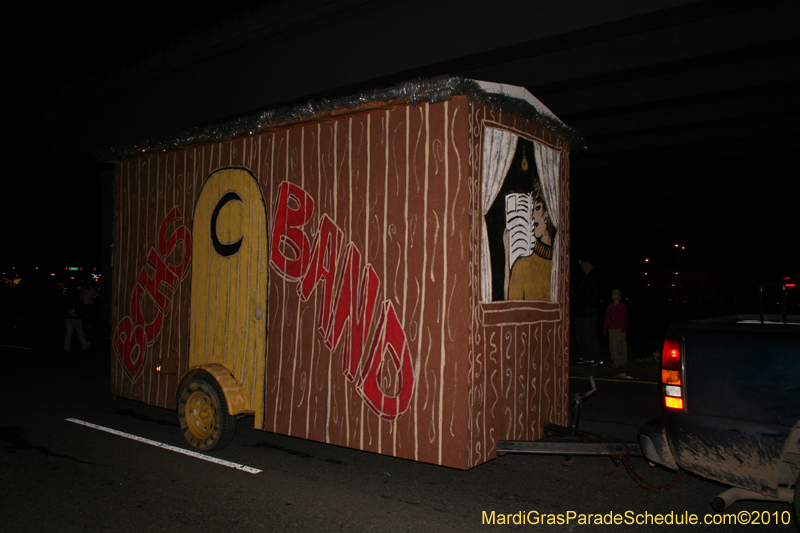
603, 289, 627, 368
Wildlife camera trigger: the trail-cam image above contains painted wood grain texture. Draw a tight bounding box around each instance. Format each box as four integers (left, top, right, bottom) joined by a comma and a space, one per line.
110, 95, 570, 469
466, 103, 571, 467
260, 101, 471, 467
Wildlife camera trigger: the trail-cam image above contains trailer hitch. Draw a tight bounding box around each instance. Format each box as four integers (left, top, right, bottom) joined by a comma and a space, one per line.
497, 376, 642, 465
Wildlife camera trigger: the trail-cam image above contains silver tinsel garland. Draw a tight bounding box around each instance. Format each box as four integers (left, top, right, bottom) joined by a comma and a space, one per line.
100, 76, 584, 161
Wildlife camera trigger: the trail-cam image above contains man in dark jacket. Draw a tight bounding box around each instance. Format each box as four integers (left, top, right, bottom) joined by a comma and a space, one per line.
575, 258, 602, 364
64, 287, 91, 352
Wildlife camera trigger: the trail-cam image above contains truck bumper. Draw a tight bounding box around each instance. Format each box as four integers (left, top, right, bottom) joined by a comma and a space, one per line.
639, 417, 679, 470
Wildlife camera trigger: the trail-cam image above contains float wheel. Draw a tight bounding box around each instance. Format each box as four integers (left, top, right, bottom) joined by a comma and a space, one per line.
177, 375, 236, 451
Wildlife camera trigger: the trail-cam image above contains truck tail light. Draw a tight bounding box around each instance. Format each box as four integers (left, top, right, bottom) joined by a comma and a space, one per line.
665, 396, 684, 409
662, 336, 685, 410
662, 338, 681, 369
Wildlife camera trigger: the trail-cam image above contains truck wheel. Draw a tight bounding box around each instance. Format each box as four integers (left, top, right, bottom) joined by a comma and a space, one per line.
178, 375, 236, 451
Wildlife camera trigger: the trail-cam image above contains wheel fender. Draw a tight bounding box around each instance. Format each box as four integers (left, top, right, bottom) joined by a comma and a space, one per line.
176, 364, 249, 415
781, 420, 800, 467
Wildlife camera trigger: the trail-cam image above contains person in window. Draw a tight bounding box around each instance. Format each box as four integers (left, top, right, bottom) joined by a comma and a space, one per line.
506, 187, 556, 301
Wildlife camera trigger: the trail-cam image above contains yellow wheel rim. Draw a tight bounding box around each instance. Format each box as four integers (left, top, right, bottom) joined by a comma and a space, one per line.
185, 390, 215, 440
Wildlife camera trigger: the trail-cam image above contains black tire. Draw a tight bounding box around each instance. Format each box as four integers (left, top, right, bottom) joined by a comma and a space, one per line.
177, 374, 236, 451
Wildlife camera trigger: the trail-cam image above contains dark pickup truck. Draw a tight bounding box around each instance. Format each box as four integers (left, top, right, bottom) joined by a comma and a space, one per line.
639, 314, 800, 518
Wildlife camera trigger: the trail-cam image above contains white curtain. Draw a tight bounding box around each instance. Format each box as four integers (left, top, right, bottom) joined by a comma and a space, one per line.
533, 141, 562, 301
481, 128, 518, 302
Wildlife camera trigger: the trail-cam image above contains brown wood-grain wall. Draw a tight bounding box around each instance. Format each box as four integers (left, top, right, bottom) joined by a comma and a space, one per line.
262, 98, 473, 468
110, 95, 570, 469
112, 97, 476, 468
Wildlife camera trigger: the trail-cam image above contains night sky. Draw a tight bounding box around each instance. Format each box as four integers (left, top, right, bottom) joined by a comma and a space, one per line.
3, 1, 798, 319
4, 2, 264, 269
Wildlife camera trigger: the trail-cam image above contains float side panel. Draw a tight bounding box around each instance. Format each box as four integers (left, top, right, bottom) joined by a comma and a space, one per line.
466, 102, 571, 468
263, 98, 473, 468
111, 139, 269, 409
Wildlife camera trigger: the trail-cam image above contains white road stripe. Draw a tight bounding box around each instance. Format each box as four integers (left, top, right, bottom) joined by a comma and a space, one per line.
65, 418, 261, 474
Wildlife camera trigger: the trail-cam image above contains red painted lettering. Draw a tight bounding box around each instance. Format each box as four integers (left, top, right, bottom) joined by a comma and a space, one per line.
114, 207, 193, 379
326, 244, 380, 382
265, 182, 416, 420
138, 249, 179, 314
270, 181, 313, 280
113, 316, 147, 378
130, 283, 164, 343
298, 215, 344, 336
359, 302, 415, 420
158, 206, 191, 279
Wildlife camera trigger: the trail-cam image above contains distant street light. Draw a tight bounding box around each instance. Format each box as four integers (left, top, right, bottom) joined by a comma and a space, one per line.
675, 244, 685, 271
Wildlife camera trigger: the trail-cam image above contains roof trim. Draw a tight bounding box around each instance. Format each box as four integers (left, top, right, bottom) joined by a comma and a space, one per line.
100, 76, 584, 161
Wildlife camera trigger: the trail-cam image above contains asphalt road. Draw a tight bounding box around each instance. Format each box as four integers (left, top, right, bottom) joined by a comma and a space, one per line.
1, 329, 796, 532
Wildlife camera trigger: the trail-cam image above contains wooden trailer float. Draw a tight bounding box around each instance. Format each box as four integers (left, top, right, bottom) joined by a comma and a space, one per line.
108, 77, 581, 469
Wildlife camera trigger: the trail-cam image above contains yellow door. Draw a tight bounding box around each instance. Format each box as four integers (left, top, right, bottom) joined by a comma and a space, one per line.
190, 167, 268, 429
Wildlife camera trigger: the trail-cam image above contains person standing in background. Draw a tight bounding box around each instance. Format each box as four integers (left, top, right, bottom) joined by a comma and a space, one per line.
64, 285, 91, 352
604, 289, 628, 368
575, 258, 602, 364
80, 282, 100, 327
